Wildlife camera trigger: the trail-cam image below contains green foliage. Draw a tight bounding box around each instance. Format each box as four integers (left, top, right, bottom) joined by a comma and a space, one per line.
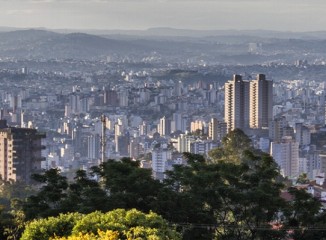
296, 173, 310, 184
214, 152, 286, 239
23, 168, 109, 220
52, 230, 120, 240
0, 180, 35, 210
0, 181, 35, 240
21, 209, 181, 240
23, 168, 69, 219
283, 187, 326, 240
208, 129, 253, 164
20, 212, 83, 240
3, 209, 26, 240
162, 150, 286, 240
60, 170, 109, 214
16, 130, 326, 240
91, 158, 163, 212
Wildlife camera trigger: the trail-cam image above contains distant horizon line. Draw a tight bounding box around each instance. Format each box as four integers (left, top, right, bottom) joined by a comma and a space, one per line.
2, 26, 326, 34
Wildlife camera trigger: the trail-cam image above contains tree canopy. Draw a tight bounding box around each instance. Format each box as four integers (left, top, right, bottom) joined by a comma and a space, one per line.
3, 129, 326, 240
21, 209, 181, 240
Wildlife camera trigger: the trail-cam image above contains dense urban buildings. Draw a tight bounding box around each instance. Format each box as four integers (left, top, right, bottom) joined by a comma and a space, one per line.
0, 30, 324, 184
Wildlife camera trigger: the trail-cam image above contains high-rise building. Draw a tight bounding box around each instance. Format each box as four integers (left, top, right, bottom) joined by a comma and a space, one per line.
295, 123, 311, 146
152, 145, 171, 180
116, 135, 129, 156
87, 134, 100, 160
129, 138, 143, 159
249, 74, 273, 129
269, 116, 287, 142
208, 118, 218, 141
190, 120, 205, 133
171, 113, 187, 133
158, 116, 171, 136
139, 121, 150, 136
224, 74, 250, 132
118, 90, 129, 107
271, 136, 299, 178
208, 118, 227, 141
177, 134, 195, 153
320, 152, 326, 177
103, 87, 119, 106
0, 120, 46, 183
69, 93, 81, 114
224, 74, 273, 132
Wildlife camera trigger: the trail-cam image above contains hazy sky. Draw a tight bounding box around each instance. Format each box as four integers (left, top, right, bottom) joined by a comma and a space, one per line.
0, 0, 325, 31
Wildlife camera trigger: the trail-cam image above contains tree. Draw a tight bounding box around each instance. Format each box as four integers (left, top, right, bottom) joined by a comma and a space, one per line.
52, 230, 120, 240
161, 153, 225, 239
91, 158, 163, 212
61, 170, 109, 214
283, 187, 326, 240
208, 129, 252, 164
3, 199, 26, 240
17, 129, 326, 240
20, 213, 83, 240
296, 173, 310, 184
21, 209, 181, 240
162, 151, 286, 240
215, 151, 286, 240
23, 168, 68, 219
0, 180, 35, 240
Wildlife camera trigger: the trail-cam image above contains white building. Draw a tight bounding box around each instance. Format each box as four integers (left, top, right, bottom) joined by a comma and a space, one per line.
152, 146, 171, 176
271, 136, 299, 178
177, 134, 195, 153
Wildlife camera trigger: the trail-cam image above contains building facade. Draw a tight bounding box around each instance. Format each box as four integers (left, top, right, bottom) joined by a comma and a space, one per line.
249, 74, 273, 129
271, 136, 299, 178
0, 120, 45, 183
224, 74, 250, 132
225, 74, 273, 132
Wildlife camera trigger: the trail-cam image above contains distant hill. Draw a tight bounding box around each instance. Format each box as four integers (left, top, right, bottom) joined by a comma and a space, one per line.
0, 29, 250, 60
69, 27, 326, 40
0, 29, 156, 59
1, 28, 326, 63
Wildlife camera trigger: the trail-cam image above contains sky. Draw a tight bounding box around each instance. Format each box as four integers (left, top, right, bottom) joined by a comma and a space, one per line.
0, 0, 325, 31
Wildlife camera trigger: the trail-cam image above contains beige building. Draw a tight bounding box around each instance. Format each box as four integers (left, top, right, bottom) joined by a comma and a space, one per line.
0, 120, 45, 183
224, 74, 273, 132
271, 136, 299, 178
249, 74, 273, 129
224, 74, 250, 132
190, 120, 205, 133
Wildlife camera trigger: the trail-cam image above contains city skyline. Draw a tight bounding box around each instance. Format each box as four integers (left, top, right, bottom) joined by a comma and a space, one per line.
0, 0, 326, 32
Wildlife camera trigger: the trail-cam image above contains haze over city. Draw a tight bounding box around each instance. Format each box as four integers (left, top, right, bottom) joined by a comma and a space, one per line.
2, 0, 326, 239
0, 0, 326, 31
